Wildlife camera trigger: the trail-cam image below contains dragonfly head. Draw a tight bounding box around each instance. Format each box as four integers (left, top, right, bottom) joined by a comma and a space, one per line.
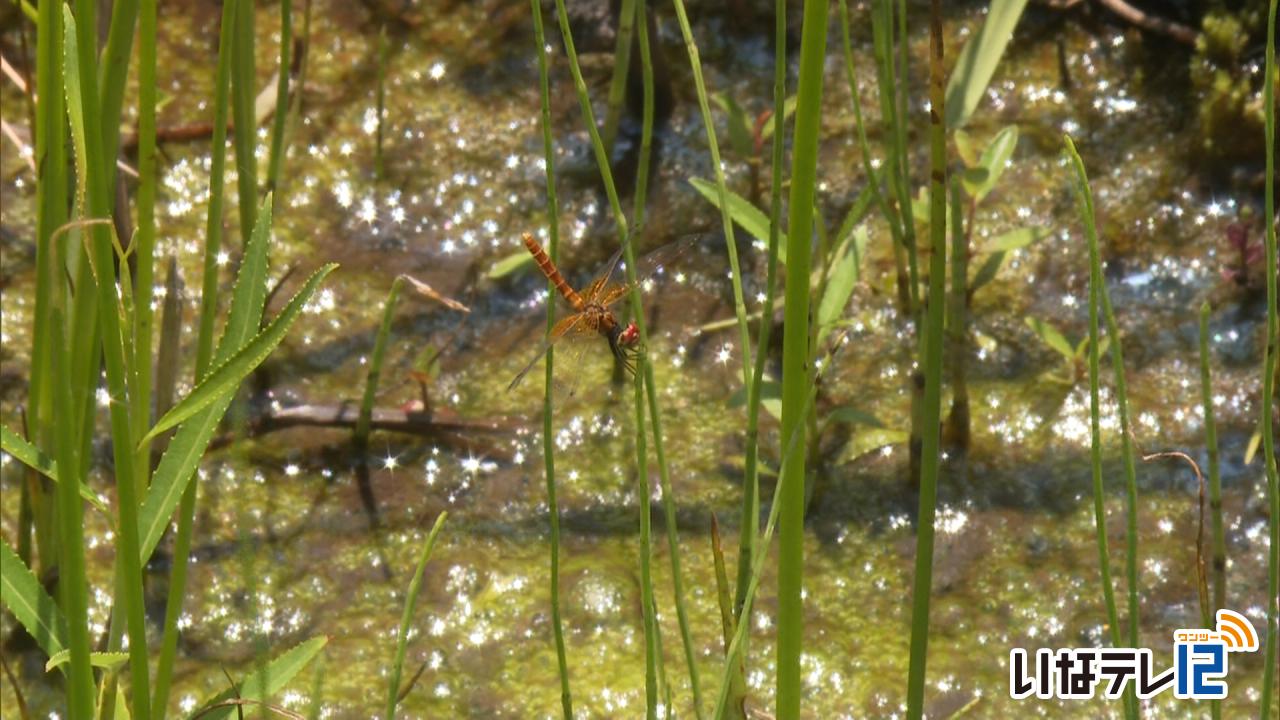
617, 321, 640, 347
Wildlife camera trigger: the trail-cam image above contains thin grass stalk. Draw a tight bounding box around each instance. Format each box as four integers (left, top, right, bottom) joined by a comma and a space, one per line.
905, 4, 947, 716
1198, 301, 1224, 720
50, 306, 96, 719
385, 512, 448, 720
837, 0, 904, 298
945, 176, 969, 449
668, 0, 753, 389
629, 21, 660, 699
633, 6, 703, 716
65, 7, 153, 717
712, 338, 838, 720
230, 0, 258, 243
96, 0, 138, 192
195, 0, 239, 378
729, 0, 789, 713
601, 0, 637, 153
30, 0, 69, 576
529, 0, 574, 715
635, 362, 659, 720
1198, 302, 1225, 618
1258, 2, 1278, 716
549, 1, 704, 713
870, 0, 917, 313
152, 4, 239, 713
132, 0, 158, 474
267, 0, 292, 193
356, 277, 403, 450
776, 0, 829, 715
1065, 135, 1137, 720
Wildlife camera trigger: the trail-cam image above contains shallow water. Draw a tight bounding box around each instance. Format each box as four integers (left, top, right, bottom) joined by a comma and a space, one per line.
0, 1, 1275, 718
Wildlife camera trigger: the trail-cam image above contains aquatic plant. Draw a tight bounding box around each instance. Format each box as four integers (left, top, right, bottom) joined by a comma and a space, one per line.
0, 2, 334, 718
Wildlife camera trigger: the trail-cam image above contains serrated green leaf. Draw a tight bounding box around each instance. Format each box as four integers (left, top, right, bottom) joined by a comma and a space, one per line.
689, 177, 788, 264
46, 650, 129, 673
1, 425, 109, 514
986, 225, 1048, 253
945, 0, 1031, 128
1026, 317, 1074, 360
191, 636, 328, 720
487, 249, 533, 280
0, 537, 68, 660
141, 263, 338, 445
138, 196, 277, 563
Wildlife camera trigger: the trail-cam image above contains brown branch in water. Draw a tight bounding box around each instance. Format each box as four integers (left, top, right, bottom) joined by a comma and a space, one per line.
1142, 450, 1210, 626
1094, 0, 1198, 45
210, 402, 521, 460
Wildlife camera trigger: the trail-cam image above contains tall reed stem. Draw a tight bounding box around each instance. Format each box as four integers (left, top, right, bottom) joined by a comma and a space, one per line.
1257, 2, 1278, 716
776, 0, 829, 715
1065, 135, 1138, 720
904, 4, 947, 715
530, 0, 574, 714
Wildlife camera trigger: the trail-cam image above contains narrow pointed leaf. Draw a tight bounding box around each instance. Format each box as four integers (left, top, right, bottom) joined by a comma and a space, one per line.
1027, 316, 1074, 360
192, 636, 328, 720
137, 195, 276, 563
141, 263, 338, 445
690, 177, 789, 264
1, 425, 109, 514
0, 537, 68, 659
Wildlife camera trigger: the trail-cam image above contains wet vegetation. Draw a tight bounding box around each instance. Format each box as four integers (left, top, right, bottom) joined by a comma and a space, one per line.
0, 0, 1277, 718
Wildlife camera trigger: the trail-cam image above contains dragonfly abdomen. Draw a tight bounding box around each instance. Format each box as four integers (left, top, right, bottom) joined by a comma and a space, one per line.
522, 233, 584, 310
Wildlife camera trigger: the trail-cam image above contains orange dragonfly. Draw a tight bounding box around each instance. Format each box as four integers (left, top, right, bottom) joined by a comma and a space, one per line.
507, 232, 641, 391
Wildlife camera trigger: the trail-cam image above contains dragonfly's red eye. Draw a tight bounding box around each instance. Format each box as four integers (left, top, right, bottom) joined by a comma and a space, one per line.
619, 322, 639, 346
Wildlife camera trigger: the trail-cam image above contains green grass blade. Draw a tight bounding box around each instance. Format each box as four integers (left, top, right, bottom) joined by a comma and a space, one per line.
96, 0, 139, 187
669, 0, 753, 394
967, 124, 1018, 201
141, 263, 337, 446
29, 0, 69, 496
776, 0, 829, 715
230, 0, 258, 243
600, 0, 637, 153
266, 0, 292, 192
0, 536, 69, 659
944, 0, 1030, 128
65, 5, 154, 714
1065, 134, 1137, 719
385, 513, 448, 719
191, 636, 328, 720
195, 0, 239, 377
132, 0, 159, 485
49, 305, 96, 718
356, 277, 403, 450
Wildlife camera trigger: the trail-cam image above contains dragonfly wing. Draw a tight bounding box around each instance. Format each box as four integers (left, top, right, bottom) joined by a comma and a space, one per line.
507, 313, 590, 391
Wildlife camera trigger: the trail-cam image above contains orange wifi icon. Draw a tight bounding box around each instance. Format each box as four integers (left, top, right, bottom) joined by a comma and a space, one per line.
1215, 609, 1259, 652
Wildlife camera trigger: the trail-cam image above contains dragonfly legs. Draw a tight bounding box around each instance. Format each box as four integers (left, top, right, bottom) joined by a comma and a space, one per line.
606, 324, 640, 378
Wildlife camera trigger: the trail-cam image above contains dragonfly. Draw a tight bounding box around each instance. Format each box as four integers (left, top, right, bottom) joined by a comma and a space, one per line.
507, 232, 642, 391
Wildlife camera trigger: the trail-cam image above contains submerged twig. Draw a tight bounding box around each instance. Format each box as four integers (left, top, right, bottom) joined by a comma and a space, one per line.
1141, 450, 1210, 626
